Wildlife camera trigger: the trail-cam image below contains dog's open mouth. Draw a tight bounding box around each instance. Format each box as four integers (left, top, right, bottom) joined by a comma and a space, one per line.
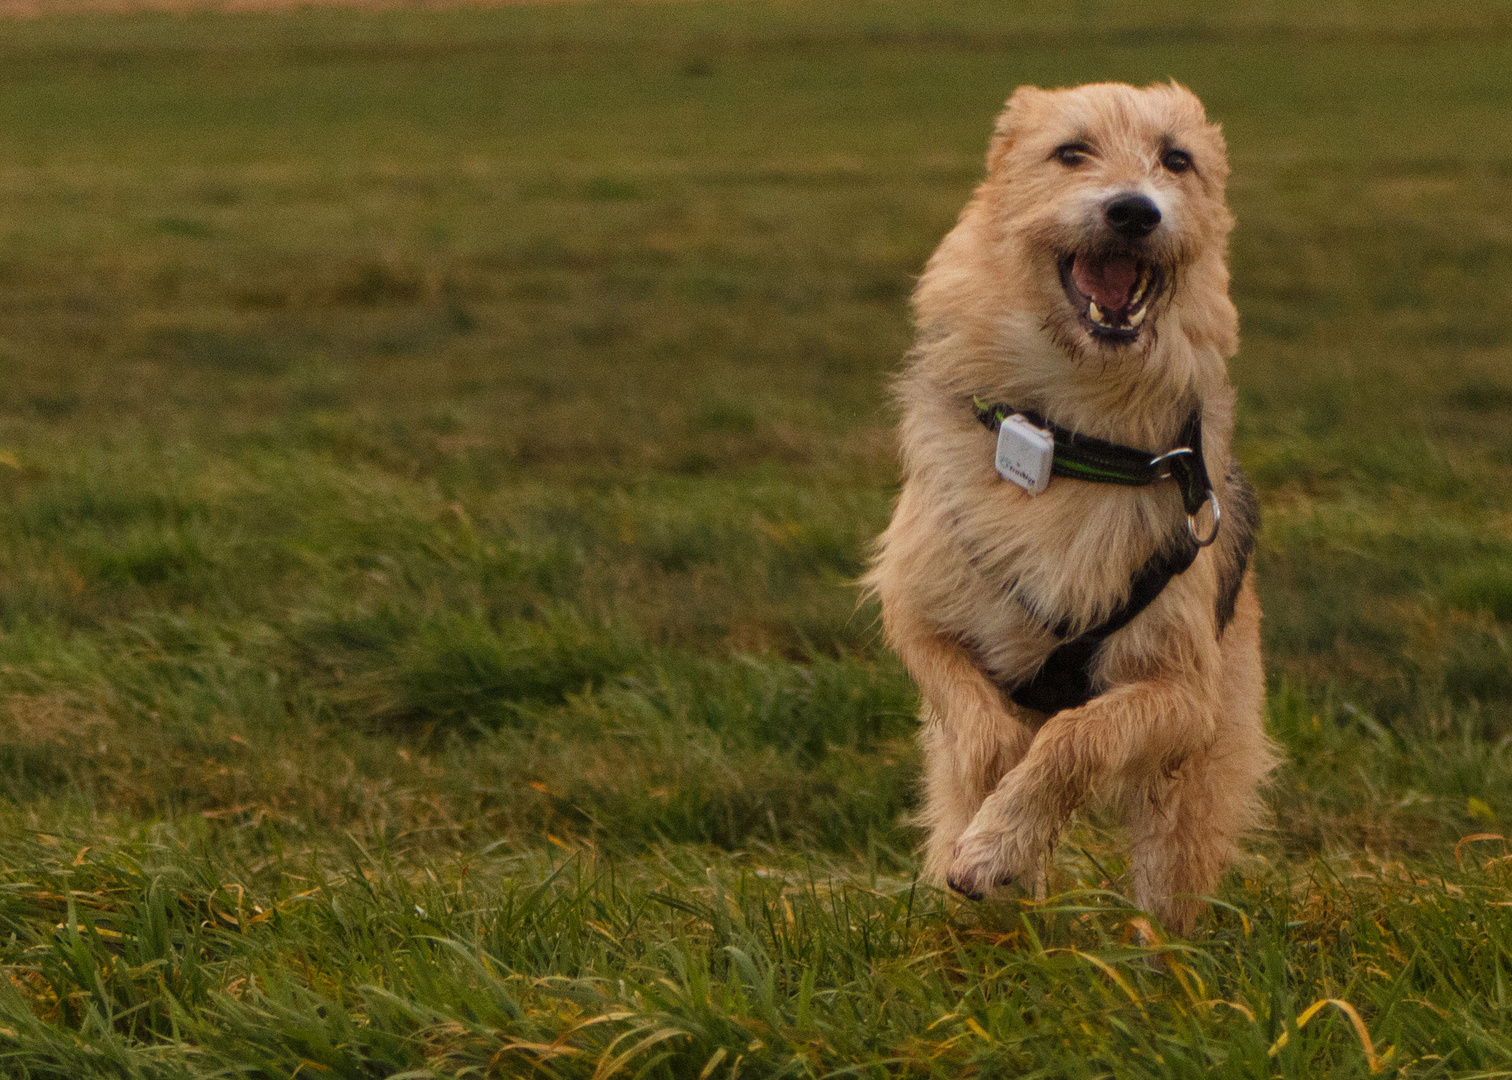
1058, 252, 1164, 344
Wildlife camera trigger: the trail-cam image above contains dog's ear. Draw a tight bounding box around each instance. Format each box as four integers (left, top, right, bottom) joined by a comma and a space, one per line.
987, 86, 1044, 175
1161, 79, 1208, 119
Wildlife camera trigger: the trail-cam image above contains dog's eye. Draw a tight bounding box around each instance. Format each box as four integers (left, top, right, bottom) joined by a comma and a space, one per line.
1053, 143, 1091, 167
1161, 148, 1193, 174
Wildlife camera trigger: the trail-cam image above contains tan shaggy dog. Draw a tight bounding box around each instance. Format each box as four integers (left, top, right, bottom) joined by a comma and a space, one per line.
864, 81, 1276, 933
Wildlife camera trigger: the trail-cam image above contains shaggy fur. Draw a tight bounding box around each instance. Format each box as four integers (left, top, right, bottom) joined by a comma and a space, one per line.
863, 81, 1277, 933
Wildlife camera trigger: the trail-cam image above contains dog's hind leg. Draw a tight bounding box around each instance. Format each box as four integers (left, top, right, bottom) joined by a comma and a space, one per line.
1124, 727, 1270, 934
1125, 581, 1274, 934
1124, 753, 1238, 935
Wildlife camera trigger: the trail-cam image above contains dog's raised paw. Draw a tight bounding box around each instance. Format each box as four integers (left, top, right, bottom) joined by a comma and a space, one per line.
946, 811, 1052, 900
946, 835, 1025, 901
945, 872, 985, 901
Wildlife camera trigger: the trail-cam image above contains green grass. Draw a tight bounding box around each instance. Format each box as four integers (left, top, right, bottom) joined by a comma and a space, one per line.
0, 0, 1509, 1074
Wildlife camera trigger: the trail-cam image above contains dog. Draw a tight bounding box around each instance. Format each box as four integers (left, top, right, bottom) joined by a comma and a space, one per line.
863, 81, 1275, 933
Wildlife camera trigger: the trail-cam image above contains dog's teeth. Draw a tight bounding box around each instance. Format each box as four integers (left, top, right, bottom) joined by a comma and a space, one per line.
1129, 306, 1146, 328
1087, 300, 1104, 324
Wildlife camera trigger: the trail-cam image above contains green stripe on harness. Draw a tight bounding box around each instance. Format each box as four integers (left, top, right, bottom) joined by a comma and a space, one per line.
971, 396, 1211, 517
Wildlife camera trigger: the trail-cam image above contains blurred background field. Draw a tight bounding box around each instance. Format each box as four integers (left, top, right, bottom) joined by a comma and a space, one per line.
0, 1, 1510, 1075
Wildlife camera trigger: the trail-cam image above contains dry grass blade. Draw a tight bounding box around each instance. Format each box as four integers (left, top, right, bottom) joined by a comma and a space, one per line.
589, 1024, 690, 1080
1454, 833, 1508, 866
1268, 998, 1390, 1074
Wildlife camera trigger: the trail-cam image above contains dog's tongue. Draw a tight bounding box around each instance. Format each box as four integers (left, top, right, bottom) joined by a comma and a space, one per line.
1073, 255, 1139, 311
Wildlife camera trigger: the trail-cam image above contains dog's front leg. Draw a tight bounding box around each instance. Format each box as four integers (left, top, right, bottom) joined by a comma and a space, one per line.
946, 678, 1215, 900
883, 611, 1036, 882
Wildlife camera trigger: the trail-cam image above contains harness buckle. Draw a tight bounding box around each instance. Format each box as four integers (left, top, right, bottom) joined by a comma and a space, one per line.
1147, 446, 1195, 479
1187, 491, 1221, 547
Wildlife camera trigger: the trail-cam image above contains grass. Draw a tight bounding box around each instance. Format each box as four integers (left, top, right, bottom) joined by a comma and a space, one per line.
0, 0, 1508, 1074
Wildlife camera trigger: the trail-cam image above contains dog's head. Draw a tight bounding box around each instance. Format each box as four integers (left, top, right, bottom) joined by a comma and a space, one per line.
980, 82, 1232, 358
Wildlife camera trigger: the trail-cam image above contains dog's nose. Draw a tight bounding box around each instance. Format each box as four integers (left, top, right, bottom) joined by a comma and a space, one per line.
1105, 193, 1161, 239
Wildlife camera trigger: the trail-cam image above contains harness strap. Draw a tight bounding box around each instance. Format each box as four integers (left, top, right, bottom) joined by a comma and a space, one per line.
969, 398, 1212, 714
972, 400, 1212, 517
1008, 539, 1198, 714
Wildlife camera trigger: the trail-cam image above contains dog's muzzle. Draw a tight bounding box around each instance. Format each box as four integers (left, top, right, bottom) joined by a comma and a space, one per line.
1057, 250, 1165, 344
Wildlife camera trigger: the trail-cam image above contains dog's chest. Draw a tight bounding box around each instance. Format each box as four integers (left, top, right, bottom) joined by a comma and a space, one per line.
936, 451, 1177, 678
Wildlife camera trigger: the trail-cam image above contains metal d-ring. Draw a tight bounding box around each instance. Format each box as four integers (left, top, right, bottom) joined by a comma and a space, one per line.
1187, 491, 1221, 547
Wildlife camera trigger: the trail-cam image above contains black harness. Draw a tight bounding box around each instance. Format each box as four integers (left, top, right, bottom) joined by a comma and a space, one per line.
971, 401, 1218, 715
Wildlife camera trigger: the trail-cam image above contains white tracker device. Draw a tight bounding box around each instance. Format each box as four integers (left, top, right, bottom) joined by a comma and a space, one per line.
994, 413, 1055, 494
